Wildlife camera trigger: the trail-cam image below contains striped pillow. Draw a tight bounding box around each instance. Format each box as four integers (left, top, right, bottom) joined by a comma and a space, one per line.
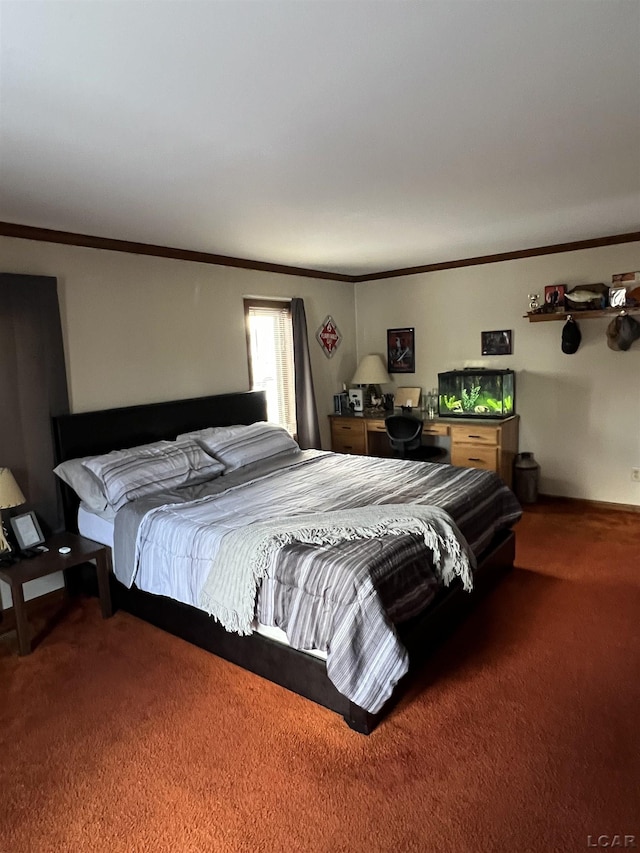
181, 422, 299, 472
82, 439, 223, 511
54, 456, 110, 513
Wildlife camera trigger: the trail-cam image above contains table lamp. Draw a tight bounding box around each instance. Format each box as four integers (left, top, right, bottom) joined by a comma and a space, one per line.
0, 467, 26, 557
351, 354, 391, 413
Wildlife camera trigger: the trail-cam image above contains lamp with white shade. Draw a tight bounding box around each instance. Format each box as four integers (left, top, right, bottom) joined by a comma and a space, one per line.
0, 468, 26, 557
351, 354, 392, 413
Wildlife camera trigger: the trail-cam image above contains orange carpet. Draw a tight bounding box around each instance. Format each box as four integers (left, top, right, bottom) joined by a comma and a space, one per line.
1, 500, 638, 853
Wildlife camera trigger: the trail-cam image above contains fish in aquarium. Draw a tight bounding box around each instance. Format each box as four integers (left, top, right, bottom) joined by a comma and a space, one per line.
438, 370, 515, 418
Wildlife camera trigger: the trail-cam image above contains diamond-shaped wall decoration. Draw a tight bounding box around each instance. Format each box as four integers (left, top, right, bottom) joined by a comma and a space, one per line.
316, 315, 342, 358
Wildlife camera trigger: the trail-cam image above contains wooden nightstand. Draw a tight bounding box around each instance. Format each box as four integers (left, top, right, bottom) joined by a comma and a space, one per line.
0, 532, 113, 655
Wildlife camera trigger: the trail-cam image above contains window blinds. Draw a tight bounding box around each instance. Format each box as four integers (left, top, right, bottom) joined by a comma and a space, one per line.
245, 300, 297, 437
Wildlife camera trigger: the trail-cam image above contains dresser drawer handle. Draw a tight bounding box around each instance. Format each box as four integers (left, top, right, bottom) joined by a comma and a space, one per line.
468, 435, 482, 439
468, 457, 483, 462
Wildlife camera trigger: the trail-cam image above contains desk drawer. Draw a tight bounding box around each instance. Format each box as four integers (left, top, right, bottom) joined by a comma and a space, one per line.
423, 422, 448, 437
366, 420, 448, 437
331, 419, 366, 454
450, 425, 499, 446
331, 419, 366, 438
451, 445, 499, 472
332, 433, 367, 454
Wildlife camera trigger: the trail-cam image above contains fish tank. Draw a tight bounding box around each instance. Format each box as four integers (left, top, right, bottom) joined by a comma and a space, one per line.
438, 369, 515, 418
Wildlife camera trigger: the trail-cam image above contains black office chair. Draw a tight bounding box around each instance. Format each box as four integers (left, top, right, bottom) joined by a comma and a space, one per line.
385, 414, 447, 463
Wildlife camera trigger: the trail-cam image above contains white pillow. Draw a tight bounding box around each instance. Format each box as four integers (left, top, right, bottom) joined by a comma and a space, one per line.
81, 439, 223, 511
181, 422, 299, 472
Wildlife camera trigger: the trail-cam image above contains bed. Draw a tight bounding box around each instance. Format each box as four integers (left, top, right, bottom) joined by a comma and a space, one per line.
52, 390, 520, 734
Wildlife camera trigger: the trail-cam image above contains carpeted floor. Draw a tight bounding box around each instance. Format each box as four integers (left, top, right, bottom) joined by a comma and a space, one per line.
1, 500, 638, 853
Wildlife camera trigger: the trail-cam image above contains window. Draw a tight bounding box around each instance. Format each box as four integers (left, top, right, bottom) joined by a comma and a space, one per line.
244, 299, 296, 436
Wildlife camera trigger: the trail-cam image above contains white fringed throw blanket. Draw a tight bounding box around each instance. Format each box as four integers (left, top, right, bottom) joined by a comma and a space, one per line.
198, 503, 475, 635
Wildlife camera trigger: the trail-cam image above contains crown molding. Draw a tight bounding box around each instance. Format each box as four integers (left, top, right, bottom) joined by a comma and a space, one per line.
0, 222, 353, 282
1, 221, 638, 283
350, 231, 640, 282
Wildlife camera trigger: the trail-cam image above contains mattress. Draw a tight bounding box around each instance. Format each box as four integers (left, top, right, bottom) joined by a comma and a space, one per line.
76, 504, 326, 660
78, 504, 115, 548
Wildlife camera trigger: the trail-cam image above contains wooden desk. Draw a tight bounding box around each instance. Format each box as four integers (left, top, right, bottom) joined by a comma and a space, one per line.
329, 412, 519, 488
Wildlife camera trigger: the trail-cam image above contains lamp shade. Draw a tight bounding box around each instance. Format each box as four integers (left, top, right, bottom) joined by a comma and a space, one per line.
0, 468, 26, 510
351, 354, 391, 386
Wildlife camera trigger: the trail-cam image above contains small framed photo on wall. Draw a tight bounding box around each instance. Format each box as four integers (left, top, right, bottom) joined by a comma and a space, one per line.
481, 329, 512, 356
387, 328, 415, 373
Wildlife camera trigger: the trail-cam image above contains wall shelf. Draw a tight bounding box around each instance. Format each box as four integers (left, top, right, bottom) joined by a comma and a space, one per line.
523, 307, 640, 323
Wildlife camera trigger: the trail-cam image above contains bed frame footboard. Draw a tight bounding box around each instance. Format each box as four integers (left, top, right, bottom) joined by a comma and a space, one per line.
107, 527, 514, 734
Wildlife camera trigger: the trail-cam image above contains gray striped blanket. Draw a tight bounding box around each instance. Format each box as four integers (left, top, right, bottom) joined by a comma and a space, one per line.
198, 502, 474, 633
125, 451, 521, 713
259, 534, 440, 712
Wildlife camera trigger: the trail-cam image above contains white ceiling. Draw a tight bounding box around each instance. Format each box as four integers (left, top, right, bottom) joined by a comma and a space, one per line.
1, 0, 639, 276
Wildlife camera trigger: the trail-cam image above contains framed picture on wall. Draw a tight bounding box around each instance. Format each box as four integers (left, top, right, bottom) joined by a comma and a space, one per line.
387, 328, 415, 373
481, 329, 512, 356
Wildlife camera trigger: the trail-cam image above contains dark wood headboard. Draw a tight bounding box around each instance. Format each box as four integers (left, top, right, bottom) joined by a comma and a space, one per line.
52, 390, 267, 532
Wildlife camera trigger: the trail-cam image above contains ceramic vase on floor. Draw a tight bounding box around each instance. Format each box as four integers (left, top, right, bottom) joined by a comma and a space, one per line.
514, 452, 540, 504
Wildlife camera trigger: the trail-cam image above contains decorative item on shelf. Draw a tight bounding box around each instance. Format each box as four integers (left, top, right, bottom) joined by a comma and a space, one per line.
386, 328, 415, 374
626, 286, 640, 307
561, 315, 581, 354
544, 284, 566, 310
612, 272, 640, 308
0, 467, 26, 562
528, 294, 541, 311
565, 283, 608, 311
513, 452, 540, 504
612, 271, 640, 287
351, 354, 391, 413
609, 286, 628, 309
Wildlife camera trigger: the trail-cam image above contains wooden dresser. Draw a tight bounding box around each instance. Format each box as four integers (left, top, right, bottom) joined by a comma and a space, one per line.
329, 413, 519, 488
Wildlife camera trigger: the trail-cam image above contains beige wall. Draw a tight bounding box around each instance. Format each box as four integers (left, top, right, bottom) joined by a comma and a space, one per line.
0, 235, 356, 606
0, 236, 357, 443
355, 241, 640, 506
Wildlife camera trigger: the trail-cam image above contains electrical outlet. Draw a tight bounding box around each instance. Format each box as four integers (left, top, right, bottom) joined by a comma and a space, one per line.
632, 468, 640, 482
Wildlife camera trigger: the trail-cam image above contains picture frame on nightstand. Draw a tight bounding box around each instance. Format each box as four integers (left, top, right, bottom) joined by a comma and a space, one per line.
10, 510, 45, 551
